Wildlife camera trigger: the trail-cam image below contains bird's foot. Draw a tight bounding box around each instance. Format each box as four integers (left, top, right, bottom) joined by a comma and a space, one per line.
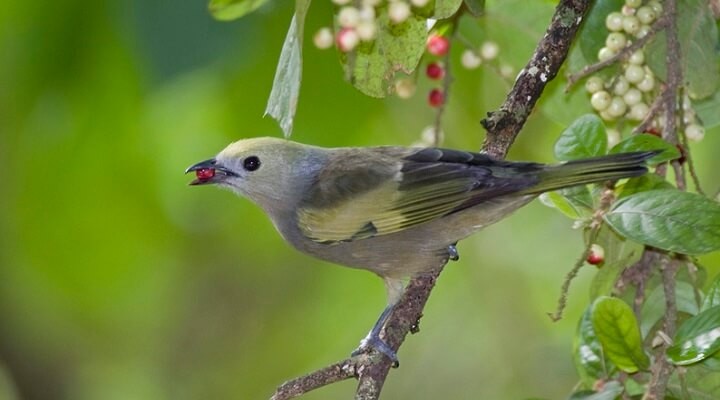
352, 334, 399, 367
447, 244, 460, 261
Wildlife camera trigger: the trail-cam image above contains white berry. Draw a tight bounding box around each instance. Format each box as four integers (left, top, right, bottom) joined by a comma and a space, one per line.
622, 15, 640, 35
461, 49, 482, 69
389, 1, 411, 24
591, 90, 612, 111
606, 32, 627, 51
480, 41, 500, 60
394, 78, 416, 99
338, 7, 360, 28
356, 21, 377, 41
686, 124, 705, 142
628, 49, 645, 65
623, 88, 642, 105
598, 47, 617, 62
332, 0, 351, 5
585, 76, 605, 94
630, 102, 650, 120
606, 12, 624, 31
607, 96, 628, 118
313, 27, 334, 49
410, 0, 430, 6
636, 24, 651, 38
636, 6, 656, 24
625, 0, 642, 8
612, 76, 630, 96
648, 1, 663, 14
625, 64, 645, 84
637, 72, 655, 92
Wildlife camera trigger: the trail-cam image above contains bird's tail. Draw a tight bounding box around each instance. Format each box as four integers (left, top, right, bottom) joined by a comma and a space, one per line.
521, 151, 658, 195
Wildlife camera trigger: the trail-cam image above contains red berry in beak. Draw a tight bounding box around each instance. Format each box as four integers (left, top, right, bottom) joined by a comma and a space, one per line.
196, 168, 216, 181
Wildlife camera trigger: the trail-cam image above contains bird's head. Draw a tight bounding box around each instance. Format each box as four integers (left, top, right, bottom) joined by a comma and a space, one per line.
186, 137, 324, 209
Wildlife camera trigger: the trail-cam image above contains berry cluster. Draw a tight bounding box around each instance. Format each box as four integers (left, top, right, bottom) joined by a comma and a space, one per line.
586, 0, 662, 123
585, 0, 706, 143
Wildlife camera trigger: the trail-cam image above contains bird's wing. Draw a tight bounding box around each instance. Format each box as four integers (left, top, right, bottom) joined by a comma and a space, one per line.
297, 147, 541, 244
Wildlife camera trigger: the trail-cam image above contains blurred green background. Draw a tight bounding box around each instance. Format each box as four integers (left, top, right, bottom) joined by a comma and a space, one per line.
1, 1, 718, 399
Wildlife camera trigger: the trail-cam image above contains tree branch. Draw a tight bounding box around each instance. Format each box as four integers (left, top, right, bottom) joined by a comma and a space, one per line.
481, 0, 592, 159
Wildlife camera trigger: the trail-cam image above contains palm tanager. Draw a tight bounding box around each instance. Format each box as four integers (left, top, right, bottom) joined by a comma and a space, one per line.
186, 137, 655, 361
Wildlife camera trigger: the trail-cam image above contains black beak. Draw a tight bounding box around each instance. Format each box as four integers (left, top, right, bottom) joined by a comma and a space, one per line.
185, 158, 238, 186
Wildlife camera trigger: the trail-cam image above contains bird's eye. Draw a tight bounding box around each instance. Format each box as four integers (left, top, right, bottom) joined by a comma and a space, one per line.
243, 156, 261, 171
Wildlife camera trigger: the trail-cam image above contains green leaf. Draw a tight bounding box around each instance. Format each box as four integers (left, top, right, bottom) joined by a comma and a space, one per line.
641, 281, 701, 338
667, 364, 720, 399
568, 381, 623, 400
264, 0, 312, 137
701, 274, 720, 312
609, 134, 681, 164
695, 91, 720, 129
645, 0, 720, 99
589, 226, 643, 300
604, 190, 720, 255
434, 0, 464, 18
554, 114, 608, 161
591, 296, 650, 373
342, 12, 426, 97
208, 0, 269, 21
463, 0, 485, 16
574, 306, 614, 386
668, 305, 720, 365
539, 186, 594, 220
616, 174, 674, 199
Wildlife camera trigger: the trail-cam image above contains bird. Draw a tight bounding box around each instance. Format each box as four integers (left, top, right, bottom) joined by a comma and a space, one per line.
186, 137, 655, 361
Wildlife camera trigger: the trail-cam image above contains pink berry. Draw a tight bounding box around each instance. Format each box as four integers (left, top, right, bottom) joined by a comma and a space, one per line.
428, 88, 444, 107
336, 28, 359, 52
426, 35, 450, 56
426, 62, 445, 80
196, 168, 215, 181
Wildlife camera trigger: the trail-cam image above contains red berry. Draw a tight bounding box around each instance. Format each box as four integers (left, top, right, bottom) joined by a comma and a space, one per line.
586, 244, 605, 266
428, 88, 445, 107
426, 62, 445, 80
426, 35, 450, 56
196, 168, 216, 181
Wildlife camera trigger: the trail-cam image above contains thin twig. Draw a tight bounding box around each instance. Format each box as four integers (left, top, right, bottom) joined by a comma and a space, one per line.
565, 17, 667, 89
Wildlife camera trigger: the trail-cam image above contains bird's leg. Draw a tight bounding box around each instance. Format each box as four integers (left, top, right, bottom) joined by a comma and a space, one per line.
447, 243, 460, 261
351, 278, 404, 365
352, 304, 397, 363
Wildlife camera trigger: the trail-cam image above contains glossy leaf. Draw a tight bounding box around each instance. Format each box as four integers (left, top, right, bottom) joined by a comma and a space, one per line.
616, 174, 673, 199
667, 305, 720, 365
695, 91, 720, 129
609, 134, 681, 165
645, 0, 720, 99
264, 0, 311, 137
209, 0, 269, 21
702, 274, 720, 312
341, 12, 426, 97
434, 0, 463, 18
605, 190, 720, 255
574, 306, 614, 387
554, 114, 607, 161
539, 186, 593, 220
589, 226, 643, 300
641, 281, 701, 338
591, 296, 649, 373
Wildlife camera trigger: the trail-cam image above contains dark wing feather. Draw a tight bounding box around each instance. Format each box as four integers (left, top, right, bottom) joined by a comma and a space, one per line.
297, 147, 540, 243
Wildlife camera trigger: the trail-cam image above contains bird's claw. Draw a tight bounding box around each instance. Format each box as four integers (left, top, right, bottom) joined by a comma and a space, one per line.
352, 335, 399, 367
448, 244, 460, 261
